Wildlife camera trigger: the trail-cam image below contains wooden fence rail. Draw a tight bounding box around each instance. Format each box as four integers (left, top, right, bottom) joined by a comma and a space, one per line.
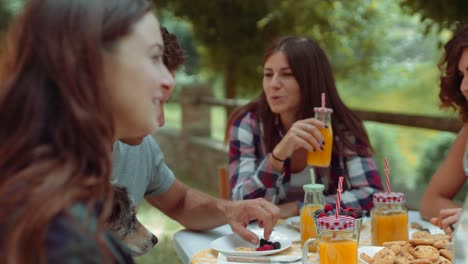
193, 97, 462, 133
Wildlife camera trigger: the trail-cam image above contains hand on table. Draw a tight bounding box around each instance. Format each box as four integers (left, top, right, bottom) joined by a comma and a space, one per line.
222, 198, 280, 245
430, 208, 462, 236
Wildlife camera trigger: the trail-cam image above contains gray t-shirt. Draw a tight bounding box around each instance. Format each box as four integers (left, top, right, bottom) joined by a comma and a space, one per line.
111, 136, 175, 206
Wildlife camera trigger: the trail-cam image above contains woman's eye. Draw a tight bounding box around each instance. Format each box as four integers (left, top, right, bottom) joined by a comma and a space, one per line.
263, 72, 273, 78
152, 54, 162, 62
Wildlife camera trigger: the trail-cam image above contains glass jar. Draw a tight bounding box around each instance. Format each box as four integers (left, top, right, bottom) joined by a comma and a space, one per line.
300, 182, 326, 250
307, 107, 333, 167
371, 192, 408, 246
303, 216, 358, 264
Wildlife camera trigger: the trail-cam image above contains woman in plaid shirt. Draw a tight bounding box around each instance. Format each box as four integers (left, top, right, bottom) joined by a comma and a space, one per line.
227, 36, 383, 218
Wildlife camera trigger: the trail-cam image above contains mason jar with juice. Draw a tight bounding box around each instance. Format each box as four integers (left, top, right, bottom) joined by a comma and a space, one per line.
302, 215, 358, 264
307, 107, 333, 167
371, 192, 408, 246
300, 182, 325, 251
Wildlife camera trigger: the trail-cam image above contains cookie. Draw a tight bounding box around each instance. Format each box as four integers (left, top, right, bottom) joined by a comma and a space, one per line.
409, 260, 433, 264
400, 244, 412, 254
409, 239, 434, 246
383, 241, 409, 247
412, 231, 431, 239
433, 239, 449, 249
436, 255, 452, 264
373, 248, 396, 264
431, 234, 451, 241
396, 252, 415, 264
359, 252, 372, 263
390, 244, 402, 255
413, 245, 440, 262
439, 249, 453, 261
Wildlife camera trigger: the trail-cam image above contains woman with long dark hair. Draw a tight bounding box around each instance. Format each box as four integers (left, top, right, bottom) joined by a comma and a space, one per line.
0, 0, 173, 262
227, 36, 383, 218
421, 27, 468, 235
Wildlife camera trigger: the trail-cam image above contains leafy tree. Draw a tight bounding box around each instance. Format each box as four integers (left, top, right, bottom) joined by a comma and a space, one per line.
0, 0, 25, 38
401, 0, 468, 30
153, 0, 292, 100
416, 133, 454, 187
0, 2, 13, 36
153, 0, 387, 100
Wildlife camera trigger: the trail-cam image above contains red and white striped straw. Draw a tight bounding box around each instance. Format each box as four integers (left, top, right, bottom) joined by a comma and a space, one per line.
321, 93, 326, 109
384, 157, 391, 194
335, 176, 343, 218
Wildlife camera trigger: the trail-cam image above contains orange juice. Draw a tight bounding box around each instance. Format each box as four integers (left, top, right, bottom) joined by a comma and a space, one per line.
306, 126, 333, 167
300, 204, 322, 250
371, 212, 408, 246
318, 239, 358, 264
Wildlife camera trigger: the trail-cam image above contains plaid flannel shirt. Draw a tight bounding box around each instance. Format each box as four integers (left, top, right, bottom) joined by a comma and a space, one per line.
228, 111, 383, 213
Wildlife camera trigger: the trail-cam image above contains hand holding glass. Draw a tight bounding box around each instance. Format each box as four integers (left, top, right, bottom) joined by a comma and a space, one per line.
306, 107, 333, 167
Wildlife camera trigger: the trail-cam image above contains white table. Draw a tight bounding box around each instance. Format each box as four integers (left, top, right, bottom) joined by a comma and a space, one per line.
172, 211, 433, 264
173, 223, 273, 264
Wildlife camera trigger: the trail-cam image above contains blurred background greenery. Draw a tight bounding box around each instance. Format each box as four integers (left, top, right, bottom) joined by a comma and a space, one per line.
2, 0, 467, 263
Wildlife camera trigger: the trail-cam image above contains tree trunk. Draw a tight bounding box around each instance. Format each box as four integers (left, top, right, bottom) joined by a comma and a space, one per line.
224, 55, 238, 117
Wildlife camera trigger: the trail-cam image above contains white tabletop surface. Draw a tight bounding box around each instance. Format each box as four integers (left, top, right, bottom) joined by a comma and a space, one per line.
172, 210, 434, 264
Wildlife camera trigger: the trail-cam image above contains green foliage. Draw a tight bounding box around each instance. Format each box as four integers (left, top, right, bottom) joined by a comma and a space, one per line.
414, 133, 468, 203
416, 132, 455, 186
281, 0, 389, 79
401, 0, 468, 31
0, 2, 13, 36
153, 0, 292, 98
153, 0, 390, 98
365, 123, 411, 189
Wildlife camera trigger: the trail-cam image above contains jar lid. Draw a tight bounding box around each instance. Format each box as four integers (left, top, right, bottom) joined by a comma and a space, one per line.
373, 192, 405, 204
303, 183, 325, 192
317, 215, 355, 230
314, 107, 333, 113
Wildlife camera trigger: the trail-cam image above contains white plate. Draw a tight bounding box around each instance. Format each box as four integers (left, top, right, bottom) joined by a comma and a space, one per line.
285, 216, 300, 229
358, 246, 384, 264
210, 229, 292, 256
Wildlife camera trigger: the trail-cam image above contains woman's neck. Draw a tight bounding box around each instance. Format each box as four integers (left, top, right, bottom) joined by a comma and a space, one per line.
279, 112, 296, 131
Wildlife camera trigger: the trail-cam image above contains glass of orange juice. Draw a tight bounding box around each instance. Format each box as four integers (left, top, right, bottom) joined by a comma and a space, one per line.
300, 183, 325, 251
302, 215, 358, 264
371, 192, 408, 246
307, 107, 333, 167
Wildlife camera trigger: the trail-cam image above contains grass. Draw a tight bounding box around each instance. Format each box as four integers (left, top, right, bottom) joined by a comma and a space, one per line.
134, 169, 217, 264
134, 203, 182, 264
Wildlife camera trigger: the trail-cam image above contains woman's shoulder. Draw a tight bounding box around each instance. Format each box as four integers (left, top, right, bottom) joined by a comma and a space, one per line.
232, 111, 260, 129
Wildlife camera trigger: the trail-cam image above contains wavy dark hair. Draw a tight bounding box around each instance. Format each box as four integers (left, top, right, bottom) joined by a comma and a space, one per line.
161, 26, 186, 72
227, 36, 372, 156
439, 26, 468, 122
0, 0, 152, 263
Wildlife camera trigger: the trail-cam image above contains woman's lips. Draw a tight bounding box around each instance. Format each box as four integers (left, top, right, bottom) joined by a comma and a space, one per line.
152, 97, 164, 127
270, 96, 283, 103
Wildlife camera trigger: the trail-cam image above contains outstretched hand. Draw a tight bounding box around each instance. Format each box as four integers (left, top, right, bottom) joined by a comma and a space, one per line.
430, 208, 462, 236
222, 198, 280, 245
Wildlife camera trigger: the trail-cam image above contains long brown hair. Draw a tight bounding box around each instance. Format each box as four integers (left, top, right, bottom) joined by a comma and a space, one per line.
227, 36, 372, 156
0, 0, 152, 263
439, 26, 468, 122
